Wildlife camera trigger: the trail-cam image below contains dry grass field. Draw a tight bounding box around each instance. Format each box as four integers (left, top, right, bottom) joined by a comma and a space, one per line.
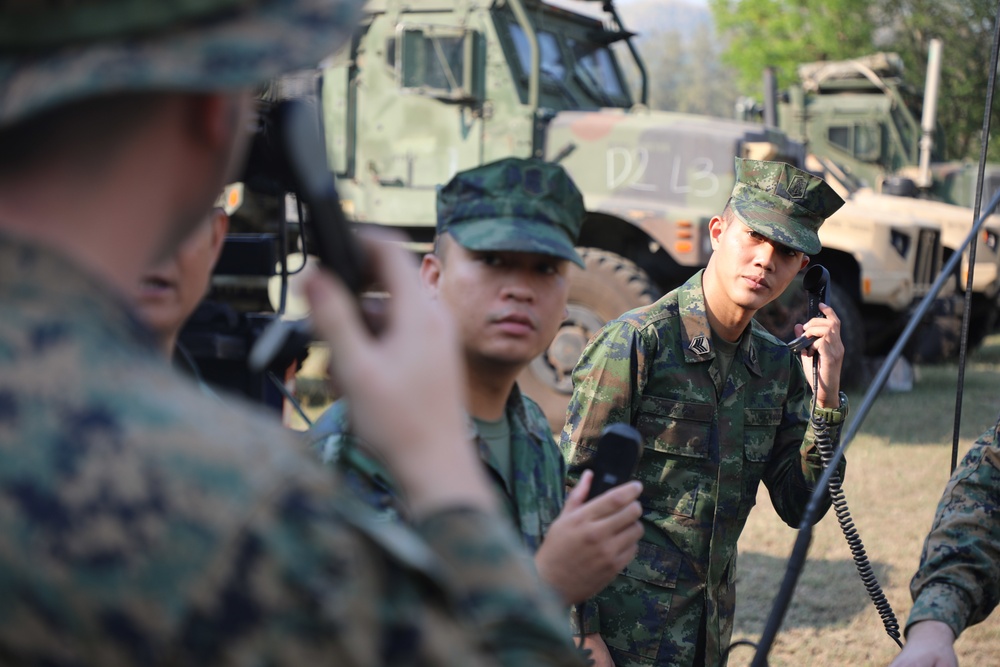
728, 335, 1000, 666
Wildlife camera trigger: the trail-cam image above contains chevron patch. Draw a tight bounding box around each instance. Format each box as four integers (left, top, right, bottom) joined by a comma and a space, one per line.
689, 334, 710, 355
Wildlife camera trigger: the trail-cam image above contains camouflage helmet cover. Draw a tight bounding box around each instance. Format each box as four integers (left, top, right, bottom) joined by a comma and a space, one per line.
0, 0, 362, 127
728, 157, 845, 255
436, 157, 585, 267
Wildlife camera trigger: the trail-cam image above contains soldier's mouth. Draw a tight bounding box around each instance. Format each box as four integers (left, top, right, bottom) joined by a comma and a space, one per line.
742, 275, 770, 290
140, 276, 173, 291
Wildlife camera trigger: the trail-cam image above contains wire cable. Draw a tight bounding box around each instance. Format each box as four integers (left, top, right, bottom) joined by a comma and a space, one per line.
951, 6, 1000, 474
809, 357, 902, 649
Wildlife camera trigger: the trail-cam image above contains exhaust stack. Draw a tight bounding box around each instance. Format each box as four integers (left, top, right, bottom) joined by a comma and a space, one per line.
917, 38, 942, 189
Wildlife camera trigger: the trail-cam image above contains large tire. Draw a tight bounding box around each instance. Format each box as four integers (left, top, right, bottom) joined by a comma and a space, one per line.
518, 248, 658, 433
754, 278, 867, 388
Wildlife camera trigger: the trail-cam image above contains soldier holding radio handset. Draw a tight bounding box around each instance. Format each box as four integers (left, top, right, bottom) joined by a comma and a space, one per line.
562, 159, 850, 667
310, 158, 645, 608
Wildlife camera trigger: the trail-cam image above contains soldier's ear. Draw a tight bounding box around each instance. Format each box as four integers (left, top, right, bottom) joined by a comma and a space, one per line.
708, 215, 726, 248
420, 252, 443, 296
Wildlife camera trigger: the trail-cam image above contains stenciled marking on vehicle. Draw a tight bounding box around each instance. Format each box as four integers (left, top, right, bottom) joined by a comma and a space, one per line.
606, 148, 720, 197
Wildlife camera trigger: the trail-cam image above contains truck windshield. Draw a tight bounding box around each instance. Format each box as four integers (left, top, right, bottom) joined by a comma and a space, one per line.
510, 25, 566, 80
507, 22, 629, 108
568, 38, 627, 106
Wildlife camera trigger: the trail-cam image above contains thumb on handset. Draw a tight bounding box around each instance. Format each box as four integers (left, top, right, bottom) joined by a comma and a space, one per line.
564, 469, 594, 511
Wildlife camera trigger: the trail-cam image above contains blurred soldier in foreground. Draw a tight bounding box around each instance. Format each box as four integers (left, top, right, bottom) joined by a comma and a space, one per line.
889, 416, 1000, 667
561, 159, 849, 666
135, 205, 229, 359
0, 2, 585, 665
310, 157, 644, 607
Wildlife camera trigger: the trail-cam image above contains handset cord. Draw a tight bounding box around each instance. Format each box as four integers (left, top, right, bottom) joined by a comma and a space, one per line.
809, 352, 902, 649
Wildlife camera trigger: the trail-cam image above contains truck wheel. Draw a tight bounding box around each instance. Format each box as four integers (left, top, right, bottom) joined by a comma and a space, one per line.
754, 279, 867, 388
518, 248, 658, 433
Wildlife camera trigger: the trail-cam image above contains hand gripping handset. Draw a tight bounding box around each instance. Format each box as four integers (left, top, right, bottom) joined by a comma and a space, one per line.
248, 99, 370, 373
585, 423, 643, 501
787, 265, 829, 353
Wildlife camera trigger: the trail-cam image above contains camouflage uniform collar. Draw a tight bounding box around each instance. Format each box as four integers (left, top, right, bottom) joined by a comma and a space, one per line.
0, 231, 158, 351
468, 383, 550, 448
677, 270, 762, 376
678, 271, 716, 364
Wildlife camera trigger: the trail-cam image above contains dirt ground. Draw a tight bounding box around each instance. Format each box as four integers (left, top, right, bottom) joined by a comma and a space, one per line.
728, 338, 1000, 666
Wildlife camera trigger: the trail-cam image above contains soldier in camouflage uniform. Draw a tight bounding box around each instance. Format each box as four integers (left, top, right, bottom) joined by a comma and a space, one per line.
311, 157, 644, 607
562, 158, 850, 667
889, 415, 1000, 667
0, 3, 589, 665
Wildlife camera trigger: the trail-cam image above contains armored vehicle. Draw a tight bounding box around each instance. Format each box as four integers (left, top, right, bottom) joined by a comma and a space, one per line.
281, 0, 960, 427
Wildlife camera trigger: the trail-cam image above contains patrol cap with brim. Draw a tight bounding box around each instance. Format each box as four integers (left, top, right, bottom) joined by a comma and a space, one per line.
0, 0, 362, 127
436, 157, 585, 268
729, 157, 845, 256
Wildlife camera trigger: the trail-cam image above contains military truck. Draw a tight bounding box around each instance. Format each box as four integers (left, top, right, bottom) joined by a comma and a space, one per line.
762, 49, 1000, 347
260, 0, 960, 428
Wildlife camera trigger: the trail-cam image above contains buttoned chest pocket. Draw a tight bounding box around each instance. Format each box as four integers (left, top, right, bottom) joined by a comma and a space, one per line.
636, 396, 714, 458
635, 396, 714, 518
744, 407, 782, 463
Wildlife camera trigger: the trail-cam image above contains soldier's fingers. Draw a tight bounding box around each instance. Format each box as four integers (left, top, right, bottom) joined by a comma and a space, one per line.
356, 230, 425, 322
592, 498, 644, 536
564, 470, 594, 511
305, 269, 371, 380
817, 302, 840, 324
582, 481, 643, 519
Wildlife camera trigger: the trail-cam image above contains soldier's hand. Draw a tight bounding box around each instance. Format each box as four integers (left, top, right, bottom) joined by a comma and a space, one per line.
580, 633, 616, 667
887, 621, 957, 667
535, 470, 643, 604
794, 301, 843, 408
305, 232, 494, 517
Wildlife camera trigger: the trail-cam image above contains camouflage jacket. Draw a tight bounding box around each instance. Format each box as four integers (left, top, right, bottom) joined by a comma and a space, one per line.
310, 384, 566, 555
0, 233, 585, 667
906, 415, 1000, 639
560, 270, 845, 667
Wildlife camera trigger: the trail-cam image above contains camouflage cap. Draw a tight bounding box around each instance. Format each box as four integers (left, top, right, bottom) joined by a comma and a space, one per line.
437, 158, 585, 267
729, 157, 845, 255
0, 0, 362, 127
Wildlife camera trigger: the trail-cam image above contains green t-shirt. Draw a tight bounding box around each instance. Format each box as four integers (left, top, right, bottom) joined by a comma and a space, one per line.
711, 328, 742, 380
474, 414, 513, 486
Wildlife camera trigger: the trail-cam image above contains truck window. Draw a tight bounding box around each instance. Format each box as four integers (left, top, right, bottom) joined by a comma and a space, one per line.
567, 37, 628, 106
509, 24, 566, 80
828, 125, 851, 152
391, 26, 480, 100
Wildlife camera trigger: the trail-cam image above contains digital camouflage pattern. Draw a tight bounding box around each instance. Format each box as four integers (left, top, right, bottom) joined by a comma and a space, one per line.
0, 233, 586, 667
437, 157, 586, 268
0, 0, 362, 126
310, 384, 567, 557
560, 271, 847, 667
729, 157, 845, 255
906, 414, 1000, 639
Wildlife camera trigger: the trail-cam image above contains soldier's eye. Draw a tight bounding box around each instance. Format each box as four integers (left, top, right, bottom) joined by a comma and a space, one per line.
780, 246, 799, 258
480, 253, 503, 267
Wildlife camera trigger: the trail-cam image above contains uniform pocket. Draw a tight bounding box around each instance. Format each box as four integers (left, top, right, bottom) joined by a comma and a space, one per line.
744, 407, 781, 462
635, 395, 714, 459
599, 541, 684, 662
634, 395, 713, 519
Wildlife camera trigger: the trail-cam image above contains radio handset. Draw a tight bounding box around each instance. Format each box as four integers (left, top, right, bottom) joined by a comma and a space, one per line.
585, 423, 643, 501
787, 265, 829, 353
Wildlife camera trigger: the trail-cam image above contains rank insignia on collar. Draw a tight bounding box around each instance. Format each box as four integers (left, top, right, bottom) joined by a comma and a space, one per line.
689, 333, 710, 355
748, 344, 757, 365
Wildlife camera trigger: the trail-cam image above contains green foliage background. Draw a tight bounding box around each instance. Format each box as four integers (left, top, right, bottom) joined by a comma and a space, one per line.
709, 0, 1000, 162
